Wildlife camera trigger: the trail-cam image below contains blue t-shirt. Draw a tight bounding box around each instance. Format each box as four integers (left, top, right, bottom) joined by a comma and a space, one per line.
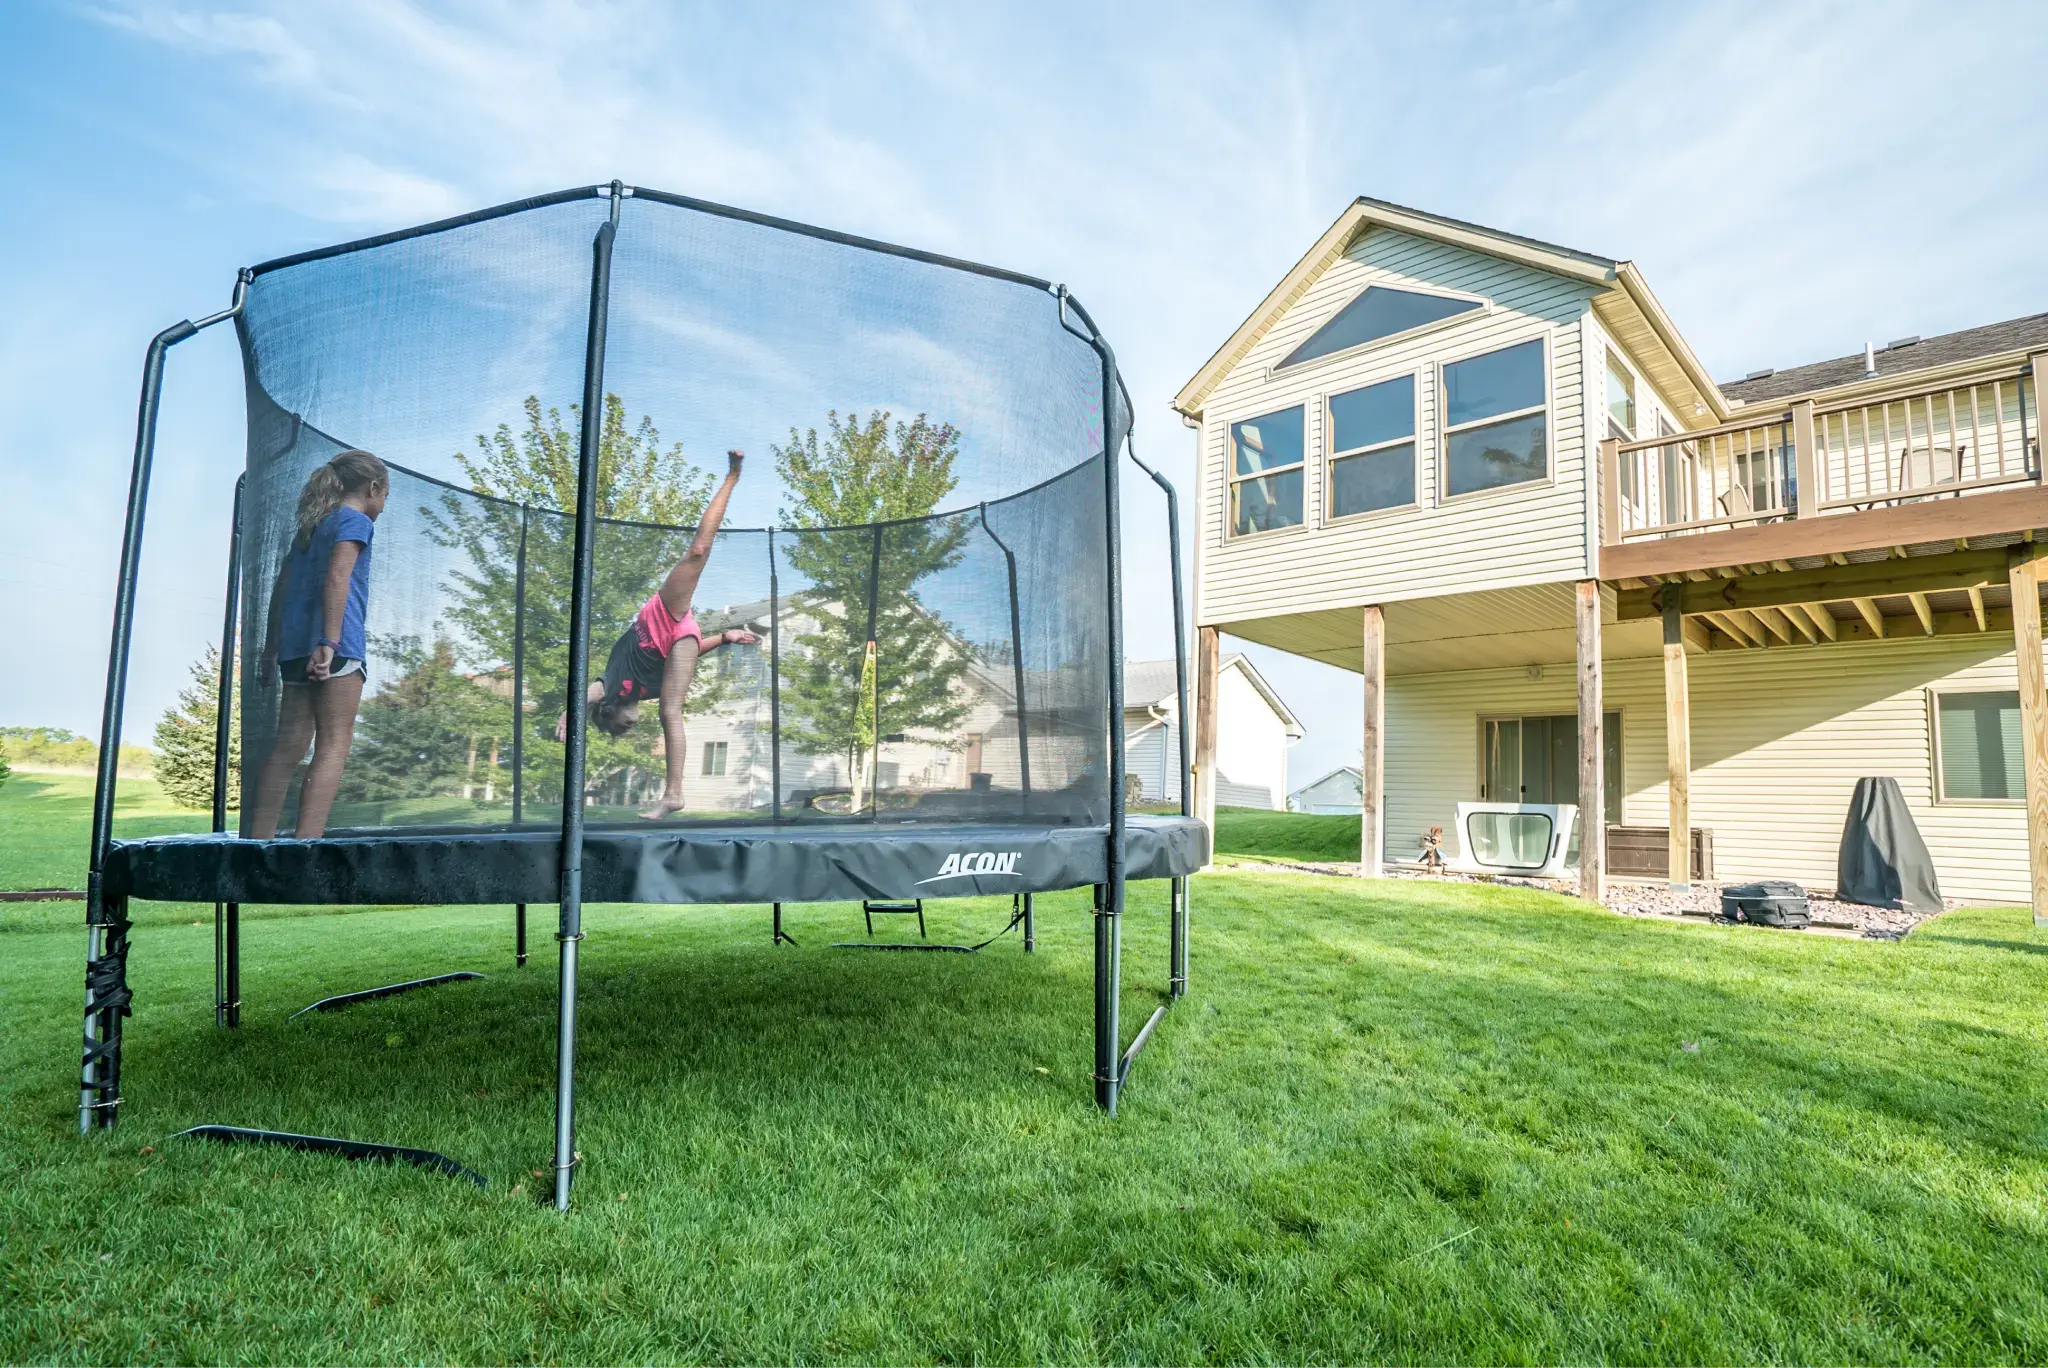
279, 506, 375, 661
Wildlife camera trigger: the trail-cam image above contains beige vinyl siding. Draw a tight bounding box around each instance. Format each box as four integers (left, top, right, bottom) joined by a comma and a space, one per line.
1386, 634, 2034, 904
1197, 227, 1598, 628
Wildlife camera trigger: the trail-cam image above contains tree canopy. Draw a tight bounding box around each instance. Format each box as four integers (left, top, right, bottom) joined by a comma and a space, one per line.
774, 410, 974, 808
151, 647, 238, 810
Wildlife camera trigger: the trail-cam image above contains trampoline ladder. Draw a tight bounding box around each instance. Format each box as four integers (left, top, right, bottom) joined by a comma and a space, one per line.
861, 899, 925, 939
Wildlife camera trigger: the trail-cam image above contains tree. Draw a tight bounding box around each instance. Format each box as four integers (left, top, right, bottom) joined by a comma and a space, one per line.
774, 410, 974, 810
333, 636, 512, 804
421, 394, 738, 807
152, 646, 238, 810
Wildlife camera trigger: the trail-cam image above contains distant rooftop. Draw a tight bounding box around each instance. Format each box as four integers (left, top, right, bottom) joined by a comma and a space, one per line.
1719, 312, 2048, 405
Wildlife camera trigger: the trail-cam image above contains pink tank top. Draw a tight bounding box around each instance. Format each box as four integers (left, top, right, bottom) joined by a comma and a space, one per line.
634, 594, 703, 656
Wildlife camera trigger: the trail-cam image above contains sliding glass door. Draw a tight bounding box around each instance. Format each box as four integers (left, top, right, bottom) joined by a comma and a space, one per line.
1480, 712, 1621, 824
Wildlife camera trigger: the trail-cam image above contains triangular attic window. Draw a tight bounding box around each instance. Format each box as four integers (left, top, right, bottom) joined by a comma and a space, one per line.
1279, 286, 1483, 368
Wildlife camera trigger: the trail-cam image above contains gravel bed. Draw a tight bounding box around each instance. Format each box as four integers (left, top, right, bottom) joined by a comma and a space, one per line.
1213, 855, 1946, 939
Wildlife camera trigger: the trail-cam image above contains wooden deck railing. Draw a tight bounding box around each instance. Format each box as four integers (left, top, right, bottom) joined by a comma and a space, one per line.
1601, 362, 2041, 545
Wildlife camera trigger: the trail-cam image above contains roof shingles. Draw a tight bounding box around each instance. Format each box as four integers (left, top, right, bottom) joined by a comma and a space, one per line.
1719, 312, 2048, 406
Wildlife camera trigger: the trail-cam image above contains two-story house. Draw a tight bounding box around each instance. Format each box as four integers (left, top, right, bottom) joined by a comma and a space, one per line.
1175, 197, 2048, 912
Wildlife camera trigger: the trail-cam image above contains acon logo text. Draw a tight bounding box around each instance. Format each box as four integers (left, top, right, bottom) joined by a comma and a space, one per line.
917, 850, 1024, 884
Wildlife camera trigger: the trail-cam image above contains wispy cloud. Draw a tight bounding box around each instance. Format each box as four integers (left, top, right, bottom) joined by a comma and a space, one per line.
12, 0, 2048, 768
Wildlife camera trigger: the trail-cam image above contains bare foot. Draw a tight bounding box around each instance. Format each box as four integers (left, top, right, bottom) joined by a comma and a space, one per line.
640, 796, 686, 821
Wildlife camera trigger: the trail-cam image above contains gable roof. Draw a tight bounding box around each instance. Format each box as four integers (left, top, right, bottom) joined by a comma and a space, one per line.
1289, 765, 1362, 799
1124, 653, 1304, 739
1173, 197, 1730, 425
1718, 311, 2048, 406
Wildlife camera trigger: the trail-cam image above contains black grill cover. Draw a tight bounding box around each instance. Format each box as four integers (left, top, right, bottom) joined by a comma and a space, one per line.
1836, 776, 1943, 913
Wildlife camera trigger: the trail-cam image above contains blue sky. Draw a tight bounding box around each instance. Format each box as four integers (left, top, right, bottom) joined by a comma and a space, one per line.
4, 1, 2046, 790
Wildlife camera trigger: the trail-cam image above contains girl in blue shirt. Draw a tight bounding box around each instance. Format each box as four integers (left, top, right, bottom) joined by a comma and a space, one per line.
249, 449, 389, 839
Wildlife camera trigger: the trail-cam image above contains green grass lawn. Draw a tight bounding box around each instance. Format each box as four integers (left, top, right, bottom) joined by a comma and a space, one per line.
4, 776, 2048, 1361
1213, 804, 1361, 863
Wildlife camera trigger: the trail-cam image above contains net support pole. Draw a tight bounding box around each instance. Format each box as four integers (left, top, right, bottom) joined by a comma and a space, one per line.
513, 504, 529, 966
1092, 327, 1128, 1114
978, 503, 1032, 813
768, 530, 782, 821
865, 525, 883, 822
553, 183, 620, 1211
213, 473, 245, 1028
1127, 439, 1192, 998
82, 282, 244, 1135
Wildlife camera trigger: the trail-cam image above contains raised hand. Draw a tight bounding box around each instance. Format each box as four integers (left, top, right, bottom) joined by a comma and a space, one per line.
726, 448, 745, 476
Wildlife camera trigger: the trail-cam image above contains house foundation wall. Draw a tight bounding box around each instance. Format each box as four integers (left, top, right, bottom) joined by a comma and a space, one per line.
1387, 634, 2034, 904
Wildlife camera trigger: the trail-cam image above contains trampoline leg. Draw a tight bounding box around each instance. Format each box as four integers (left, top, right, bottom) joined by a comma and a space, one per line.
1022, 893, 1036, 953
213, 900, 225, 1027
516, 903, 528, 968
1169, 877, 1188, 999
81, 888, 132, 1133
1092, 883, 1121, 1115
552, 926, 580, 1212
773, 902, 797, 947
224, 902, 241, 1028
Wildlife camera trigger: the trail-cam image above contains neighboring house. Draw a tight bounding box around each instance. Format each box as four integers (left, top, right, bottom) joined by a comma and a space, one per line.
1175, 195, 2048, 909
1124, 654, 1301, 808
1291, 766, 1363, 815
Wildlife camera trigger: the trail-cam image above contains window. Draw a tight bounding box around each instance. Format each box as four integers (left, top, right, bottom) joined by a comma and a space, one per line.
1606, 350, 1637, 436
1441, 338, 1548, 497
1228, 406, 1304, 536
1326, 375, 1416, 518
1280, 286, 1483, 369
1933, 690, 2022, 802
701, 740, 728, 776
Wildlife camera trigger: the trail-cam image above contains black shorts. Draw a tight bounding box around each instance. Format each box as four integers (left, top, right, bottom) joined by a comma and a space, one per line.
280, 655, 366, 686
600, 628, 666, 706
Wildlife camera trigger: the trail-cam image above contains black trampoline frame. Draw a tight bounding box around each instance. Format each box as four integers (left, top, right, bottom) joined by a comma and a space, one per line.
79, 182, 1199, 1211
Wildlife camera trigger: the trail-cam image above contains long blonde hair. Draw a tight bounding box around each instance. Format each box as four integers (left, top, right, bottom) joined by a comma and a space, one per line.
294, 449, 388, 548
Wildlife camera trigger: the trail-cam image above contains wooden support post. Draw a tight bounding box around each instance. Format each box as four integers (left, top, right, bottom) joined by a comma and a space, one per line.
1599, 436, 1622, 546
1575, 581, 1604, 900
2008, 546, 2048, 925
1792, 399, 1818, 520
1361, 604, 1385, 878
1663, 580, 1692, 890
1193, 626, 1220, 860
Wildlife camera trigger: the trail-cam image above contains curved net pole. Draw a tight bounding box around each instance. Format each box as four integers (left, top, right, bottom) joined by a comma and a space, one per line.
82, 279, 246, 1134
1124, 432, 1192, 998
213, 473, 245, 1029
553, 182, 621, 1211
1058, 287, 1128, 1115
977, 502, 1032, 816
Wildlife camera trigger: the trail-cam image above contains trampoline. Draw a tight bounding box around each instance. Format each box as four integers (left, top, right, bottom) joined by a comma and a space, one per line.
80, 182, 1206, 1210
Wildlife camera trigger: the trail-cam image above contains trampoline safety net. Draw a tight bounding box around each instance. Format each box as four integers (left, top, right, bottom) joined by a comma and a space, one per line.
234, 187, 1132, 835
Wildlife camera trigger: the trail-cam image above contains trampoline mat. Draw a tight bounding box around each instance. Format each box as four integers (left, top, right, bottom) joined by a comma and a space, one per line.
104, 814, 1209, 907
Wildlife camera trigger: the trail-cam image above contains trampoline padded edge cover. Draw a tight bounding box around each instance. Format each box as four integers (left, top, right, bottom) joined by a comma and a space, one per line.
104, 816, 1209, 906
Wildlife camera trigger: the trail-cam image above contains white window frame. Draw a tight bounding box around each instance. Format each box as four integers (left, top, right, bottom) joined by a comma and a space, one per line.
1606, 347, 1638, 438
1928, 685, 2024, 806
1267, 281, 1492, 381
701, 739, 729, 777
1435, 330, 1555, 506
1224, 403, 1308, 540
1322, 367, 1424, 525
